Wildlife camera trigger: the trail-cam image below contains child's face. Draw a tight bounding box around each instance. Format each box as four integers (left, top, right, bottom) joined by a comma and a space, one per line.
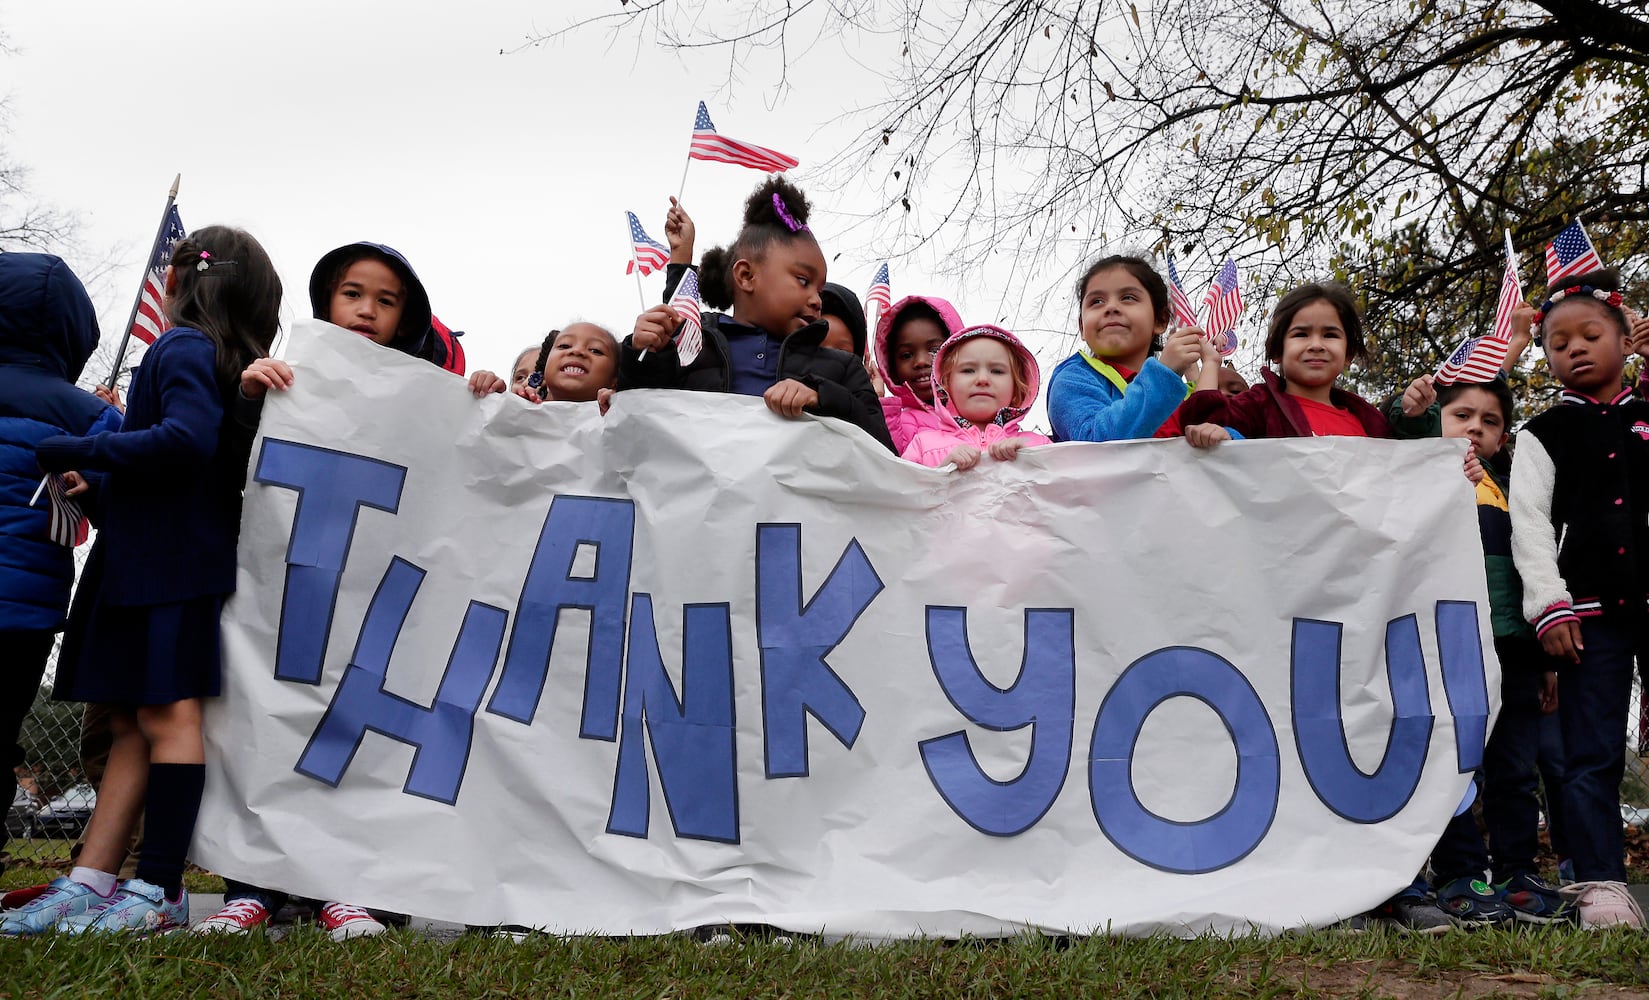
737, 239, 826, 338
1440, 387, 1508, 460
892, 317, 948, 403
510, 347, 540, 393
329, 259, 406, 345
541, 323, 617, 402
821, 315, 856, 354
1079, 266, 1164, 368
1217, 366, 1249, 396
946, 338, 1017, 424
1276, 299, 1348, 393
1542, 299, 1627, 397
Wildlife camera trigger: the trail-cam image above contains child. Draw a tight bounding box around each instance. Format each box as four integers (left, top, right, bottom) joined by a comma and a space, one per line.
510, 344, 544, 395
901, 325, 1051, 468
819, 283, 869, 362
619, 176, 894, 452
1508, 273, 1649, 929
1423, 378, 1568, 925
2, 227, 281, 936
0, 254, 120, 877
1047, 255, 1220, 442
1217, 363, 1249, 396
1178, 283, 1436, 445
472, 325, 619, 403
874, 294, 966, 451
195, 241, 446, 940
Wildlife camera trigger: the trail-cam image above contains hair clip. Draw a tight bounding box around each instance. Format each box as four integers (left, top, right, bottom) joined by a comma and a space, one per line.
196, 251, 213, 273
527, 371, 543, 389
772, 193, 810, 234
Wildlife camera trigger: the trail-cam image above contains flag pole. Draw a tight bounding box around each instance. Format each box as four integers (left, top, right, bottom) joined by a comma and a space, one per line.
629, 213, 655, 360
105, 174, 181, 388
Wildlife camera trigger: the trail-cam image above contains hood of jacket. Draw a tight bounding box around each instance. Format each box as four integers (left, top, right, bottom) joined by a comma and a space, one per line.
819, 282, 868, 357
929, 324, 1043, 428
873, 294, 965, 390
308, 242, 435, 360
0, 253, 100, 381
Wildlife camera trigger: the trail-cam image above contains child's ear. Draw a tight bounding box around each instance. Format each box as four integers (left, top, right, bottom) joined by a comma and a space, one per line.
731, 258, 757, 293
163, 265, 179, 296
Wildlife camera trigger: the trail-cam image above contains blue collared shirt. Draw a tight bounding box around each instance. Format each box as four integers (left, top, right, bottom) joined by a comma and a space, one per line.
718, 317, 786, 396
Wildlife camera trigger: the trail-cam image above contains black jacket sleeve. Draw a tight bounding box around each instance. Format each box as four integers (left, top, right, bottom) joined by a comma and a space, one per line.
801, 360, 896, 453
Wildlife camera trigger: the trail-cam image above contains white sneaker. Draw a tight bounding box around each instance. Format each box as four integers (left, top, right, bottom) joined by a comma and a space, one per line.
1560, 881, 1646, 930
193, 898, 273, 935
317, 901, 386, 941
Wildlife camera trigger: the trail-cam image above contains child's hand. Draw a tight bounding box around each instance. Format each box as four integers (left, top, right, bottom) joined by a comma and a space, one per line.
1185, 423, 1230, 448
1539, 671, 1558, 714
665, 197, 695, 264
60, 471, 88, 497
93, 384, 125, 413
632, 305, 680, 353
944, 445, 982, 470
1463, 450, 1484, 484
241, 358, 294, 400
1627, 307, 1649, 360
597, 387, 615, 416
468, 370, 507, 397
1400, 374, 1436, 417
764, 379, 820, 418
512, 385, 543, 404
1540, 620, 1583, 665
988, 438, 1025, 462
1160, 326, 1204, 376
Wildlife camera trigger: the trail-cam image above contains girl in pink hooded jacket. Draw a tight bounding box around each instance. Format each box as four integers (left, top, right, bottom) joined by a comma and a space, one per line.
901, 325, 1053, 468
875, 295, 966, 452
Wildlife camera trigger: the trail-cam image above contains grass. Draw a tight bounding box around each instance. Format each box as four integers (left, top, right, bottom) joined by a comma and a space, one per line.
2, 841, 223, 895
0, 925, 1647, 999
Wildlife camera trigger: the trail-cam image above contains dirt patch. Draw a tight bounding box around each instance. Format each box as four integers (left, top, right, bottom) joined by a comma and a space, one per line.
1239, 957, 1649, 999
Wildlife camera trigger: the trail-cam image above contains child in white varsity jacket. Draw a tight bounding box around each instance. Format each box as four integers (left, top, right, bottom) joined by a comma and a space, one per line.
1507, 270, 1649, 930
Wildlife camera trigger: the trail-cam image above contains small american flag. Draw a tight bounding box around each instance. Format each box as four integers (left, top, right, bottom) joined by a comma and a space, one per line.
626, 212, 670, 276
689, 101, 799, 173
1201, 258, 1244, 356
1435, 336, 1508, 385
865, 261, 891, 315
131, 206, 186, 346
1545, 220, 1604, 287
42, 475, 89, 547
1165, 254, 1198, 329
671, 267, 705, 365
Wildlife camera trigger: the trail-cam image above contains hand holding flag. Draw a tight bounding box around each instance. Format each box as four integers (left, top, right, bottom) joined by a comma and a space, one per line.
1201, 259, 1244, 357
670, 268, 705, 365
31, 473, 89, 547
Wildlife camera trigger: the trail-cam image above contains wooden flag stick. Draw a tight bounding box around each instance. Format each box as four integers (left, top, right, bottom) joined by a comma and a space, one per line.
106, 174, 181, 388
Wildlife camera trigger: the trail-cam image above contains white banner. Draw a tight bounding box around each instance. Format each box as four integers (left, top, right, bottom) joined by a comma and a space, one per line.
197, 319, 1498, 938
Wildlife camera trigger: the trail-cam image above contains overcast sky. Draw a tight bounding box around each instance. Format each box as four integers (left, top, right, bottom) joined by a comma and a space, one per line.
0, 1, 1097, 384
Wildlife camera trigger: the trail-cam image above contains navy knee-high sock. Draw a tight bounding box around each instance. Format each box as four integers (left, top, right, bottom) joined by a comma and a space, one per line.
134, 762, 205, 899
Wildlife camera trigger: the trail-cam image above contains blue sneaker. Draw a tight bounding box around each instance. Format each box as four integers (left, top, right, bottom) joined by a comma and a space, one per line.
59, 879, 187, 936
1435, 877, 1514, 926
1497, 873, 1571, 925
0, 877, 110, 936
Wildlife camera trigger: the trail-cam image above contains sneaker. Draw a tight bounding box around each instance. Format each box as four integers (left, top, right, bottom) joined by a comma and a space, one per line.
1560, 881, 1646, 930
193, 897, 273, 935
1371, 891, 1454, 935
0, 883, 52, 911
317, 901, 386, 941
60, 879, 187, 936
1556, 859, 1575, 886
1435, 877, 1515, 926
1497, 873, 1571, 925
0, 877, 110, 936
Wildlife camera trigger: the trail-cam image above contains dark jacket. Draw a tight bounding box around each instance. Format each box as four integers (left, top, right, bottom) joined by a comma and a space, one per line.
36, 327, 253, 606
309, 242, 462, 372
618, 310, 896, 452
0, 253, 121, 630
1177, 367, 1436, 439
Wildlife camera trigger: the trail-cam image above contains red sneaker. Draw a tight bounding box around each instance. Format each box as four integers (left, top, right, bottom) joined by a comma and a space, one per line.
192, 897, 273, 935
317, 901, 386, 941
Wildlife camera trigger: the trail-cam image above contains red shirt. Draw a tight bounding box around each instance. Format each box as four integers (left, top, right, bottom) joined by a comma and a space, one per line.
1294, 395, 1369, 437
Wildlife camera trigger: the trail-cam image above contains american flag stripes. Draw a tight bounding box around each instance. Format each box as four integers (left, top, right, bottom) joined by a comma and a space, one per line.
689, 102, 799, 173
865, 261, 891, 315
626, 212, 670, 276
1201, 258, 1244, 357
1545, 220, 1604, 287
1435, 237, 1523, 385
42, 474, 89, 547
671, 267, 705, 365
1165, 255, 1198, 330
131, 206, 186, 346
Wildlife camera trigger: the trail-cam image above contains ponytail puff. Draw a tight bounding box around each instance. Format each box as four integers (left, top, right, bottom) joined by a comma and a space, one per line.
742, 175, 812, 230
697, 246, 736, 310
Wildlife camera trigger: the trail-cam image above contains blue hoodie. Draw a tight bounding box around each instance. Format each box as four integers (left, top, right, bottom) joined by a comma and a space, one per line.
0, 253, 121, 630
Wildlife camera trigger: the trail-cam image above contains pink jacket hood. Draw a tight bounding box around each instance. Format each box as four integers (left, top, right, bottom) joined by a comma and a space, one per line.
873, 294, 966, 392
929, 324, 1043, 429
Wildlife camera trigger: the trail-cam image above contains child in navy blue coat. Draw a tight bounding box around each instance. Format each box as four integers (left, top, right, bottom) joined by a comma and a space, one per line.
2, 227, 282, 937
0, 253, 119, 874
